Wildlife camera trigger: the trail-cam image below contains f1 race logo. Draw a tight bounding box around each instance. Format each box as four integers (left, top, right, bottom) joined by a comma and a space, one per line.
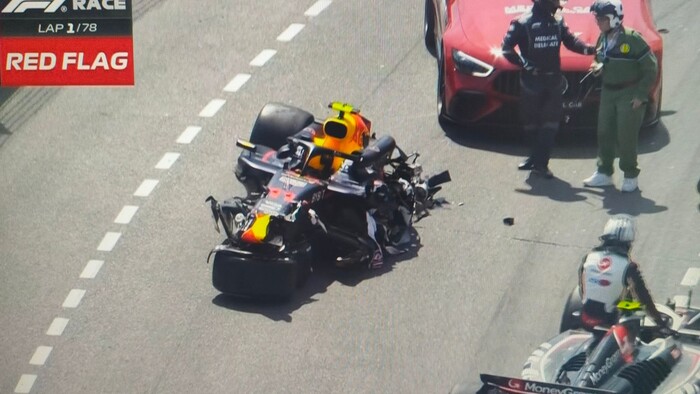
2, 0, 127, 13
2, 0, 65, 13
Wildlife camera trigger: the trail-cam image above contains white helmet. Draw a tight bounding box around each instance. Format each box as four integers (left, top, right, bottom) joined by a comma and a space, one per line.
591, 0, 624, 29
600, 214, 636, 244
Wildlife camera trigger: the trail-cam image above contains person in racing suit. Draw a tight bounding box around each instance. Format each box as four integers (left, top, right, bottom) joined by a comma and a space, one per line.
578, 215, 668, 335
501, 0, 595, 178
582, 0, 658, 193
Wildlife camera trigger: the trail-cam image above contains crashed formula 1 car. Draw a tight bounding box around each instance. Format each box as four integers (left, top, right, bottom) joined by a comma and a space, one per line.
205, 102, 451, 299
464, 288, 700, 394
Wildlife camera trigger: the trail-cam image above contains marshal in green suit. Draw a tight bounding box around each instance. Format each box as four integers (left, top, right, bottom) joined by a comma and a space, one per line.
593, 26, 658, 179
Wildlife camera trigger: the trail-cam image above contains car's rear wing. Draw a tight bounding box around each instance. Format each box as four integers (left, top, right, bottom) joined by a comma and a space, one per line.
478, 374, 615, 394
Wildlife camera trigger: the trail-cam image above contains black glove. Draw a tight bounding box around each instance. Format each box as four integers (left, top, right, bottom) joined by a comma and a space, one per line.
654, 315, 677, 338
523, 62, 538, 75
657, 325, 677, 338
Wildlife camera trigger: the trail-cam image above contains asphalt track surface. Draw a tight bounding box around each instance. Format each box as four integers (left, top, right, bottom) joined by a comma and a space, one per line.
1, 0, 699, 393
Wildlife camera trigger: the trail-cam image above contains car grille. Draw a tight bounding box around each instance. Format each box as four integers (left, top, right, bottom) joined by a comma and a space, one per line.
493, 71, 522, 96
478, 102, 600, 130
485, 70, 602, 130
493, 71, 600, 100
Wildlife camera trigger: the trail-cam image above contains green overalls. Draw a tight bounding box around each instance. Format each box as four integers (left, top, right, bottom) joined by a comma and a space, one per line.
594, 26, 658, 178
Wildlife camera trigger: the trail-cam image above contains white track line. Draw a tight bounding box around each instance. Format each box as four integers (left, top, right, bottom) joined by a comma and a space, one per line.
114, 205, 139, 224
14, 374, 36, 393
97, 232, 121, 252
29, 346, 53, 366
155, 152, 180, 170
199, 99, 226, 118
223, 73, 251, 93
277, 23, 305, 42
681, 268, 700, 287
62, 289, 86, 308
15, 10, 325, 388
80, 260, 104, 279
46, 318, 69, 336
134, 179, 159, 197
250, 50, 276, 67
305, 0, 332, 16
176, 126, 202, 144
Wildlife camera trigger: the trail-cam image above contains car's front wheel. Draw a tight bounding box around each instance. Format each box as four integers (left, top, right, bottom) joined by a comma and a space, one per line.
643, 86, 663, 129
560, 286, 583, 332
436, 44, 449, 125
424, 0, 437, 57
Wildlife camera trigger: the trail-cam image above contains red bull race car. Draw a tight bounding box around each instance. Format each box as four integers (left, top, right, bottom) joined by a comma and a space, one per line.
206, 102, 450, 299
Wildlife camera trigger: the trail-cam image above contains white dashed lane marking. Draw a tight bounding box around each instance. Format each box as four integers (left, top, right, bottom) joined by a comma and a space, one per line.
14, 374, 36, 393
681, 267, 700, 287
176, 126, 202, 144
134, 179, 159, 197
80, 260, 104, 279
198, 99, 226, 118
12, 0, 336, 389
97, 232, 121, 252
277, 23, 305, 42
155, 152, 180, 170
250, 50, 276, 67
305, 0, 332, 16
62, 289, 86, 308
46, 318, 69, 336
223, 73, 251, 93
29, 346, 52, 366
114, 205, 139, 224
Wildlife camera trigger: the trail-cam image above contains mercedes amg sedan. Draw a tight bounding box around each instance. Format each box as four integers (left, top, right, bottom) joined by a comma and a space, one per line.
424, 0, 663, 130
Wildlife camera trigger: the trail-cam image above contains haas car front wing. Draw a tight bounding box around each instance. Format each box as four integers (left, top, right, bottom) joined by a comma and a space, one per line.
477, 374, 615, 394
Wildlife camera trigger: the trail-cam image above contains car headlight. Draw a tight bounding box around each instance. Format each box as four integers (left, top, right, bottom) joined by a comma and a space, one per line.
451, 49, 494, 77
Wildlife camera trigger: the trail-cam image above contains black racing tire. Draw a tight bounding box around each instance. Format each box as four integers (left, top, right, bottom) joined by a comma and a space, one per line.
436, 43, 453, 127
560, 285, 583, 332
211, 245, 298, 299
424, 0, 437, 58
295, 245, 313, 288
249, 102, 314, 150
296, 259, 310, 288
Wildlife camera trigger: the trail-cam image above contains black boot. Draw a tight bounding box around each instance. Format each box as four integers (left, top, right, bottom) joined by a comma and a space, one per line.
518, 157, 534, 170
